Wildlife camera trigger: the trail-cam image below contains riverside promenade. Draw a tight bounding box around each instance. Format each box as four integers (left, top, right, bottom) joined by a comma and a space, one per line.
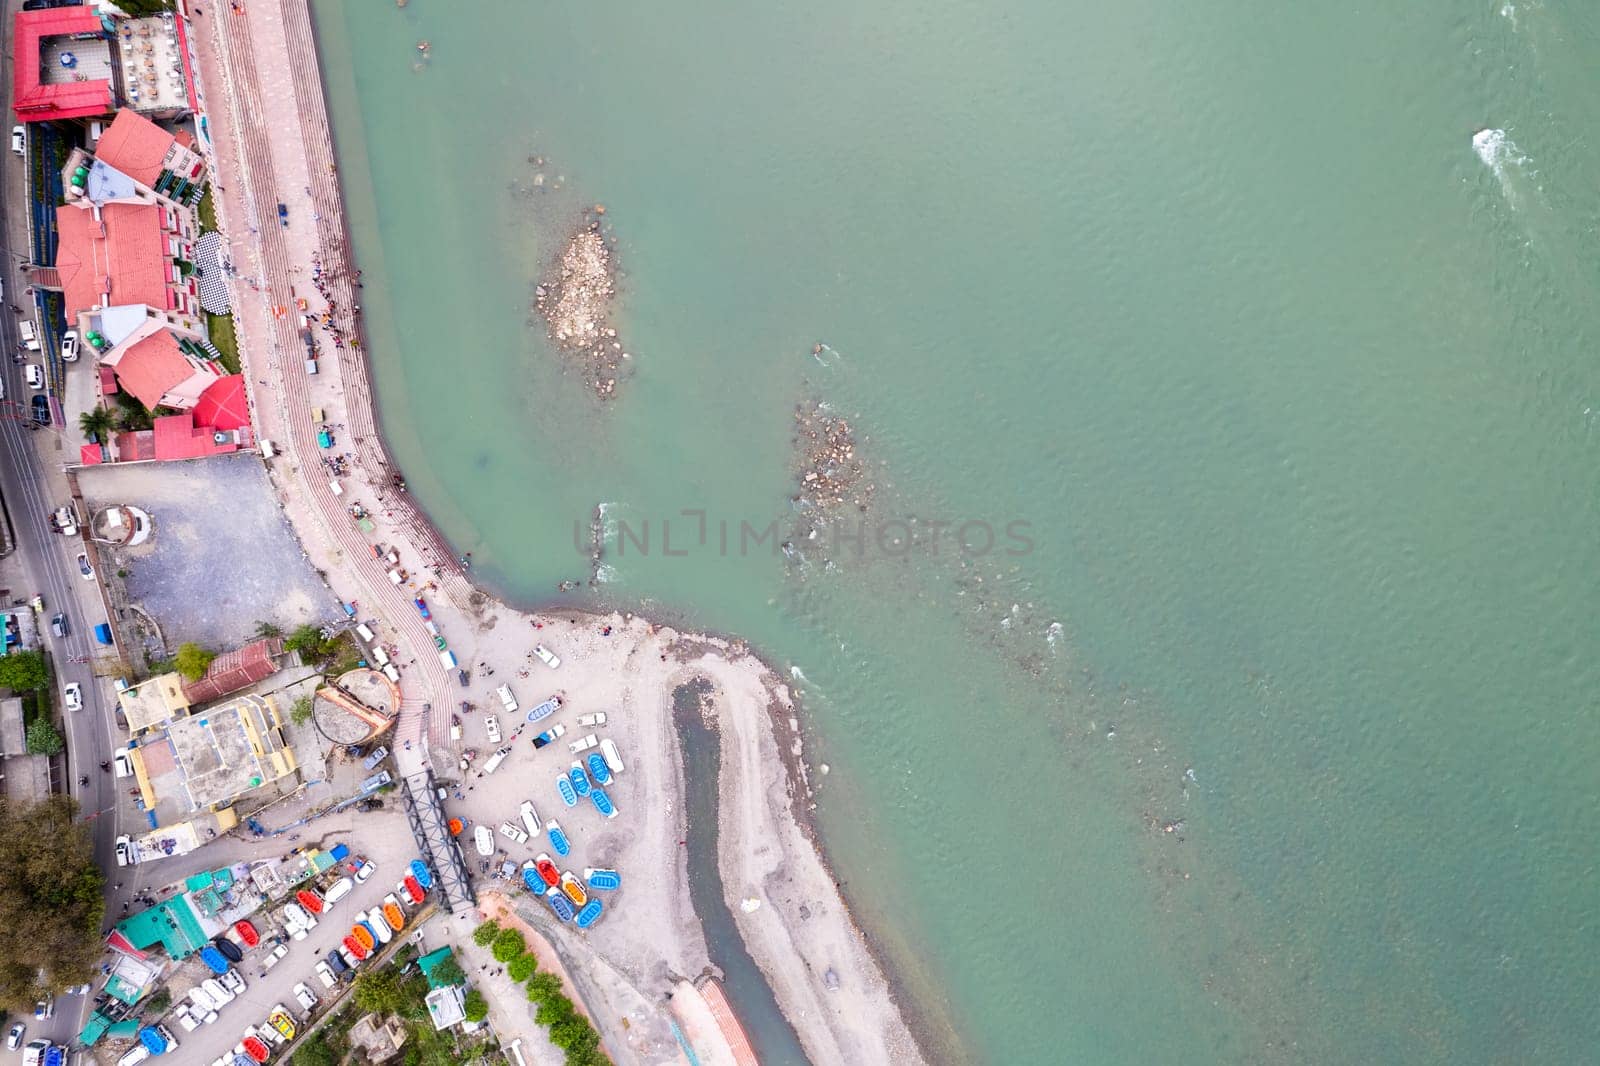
189, 0, 468, 771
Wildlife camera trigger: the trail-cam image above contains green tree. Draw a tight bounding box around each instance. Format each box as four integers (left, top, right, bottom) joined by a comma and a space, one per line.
111, 392, 152, 432
526, 971, 564, 1004
173, 642, 216, 681
290, 1037, 338, 1066
352, 968, 407, 1014
115, 0, 176, 17
254, 620, 283, 639
285, 623, 335, 663
0, 796, 104, 1010
507, 952, 538, 983
491, 927, 525, 963
77, 406, 114, 443
290, 695, 314, 726
25, 717, 63, 756
563, 1028, 605, 1064
471, 919, 500, 947
143, 988, 171, 1015
429, 954, 465, 988
550, 1015, 591, 1050
0, 651, 49, 692
535, 994, 573, 1028
462, 988, 488, 1024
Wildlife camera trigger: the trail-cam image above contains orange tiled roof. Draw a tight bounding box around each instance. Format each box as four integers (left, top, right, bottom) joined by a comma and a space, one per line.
94, 110, 175, 188
112, 330, 194, 411
55, 202, 171, 321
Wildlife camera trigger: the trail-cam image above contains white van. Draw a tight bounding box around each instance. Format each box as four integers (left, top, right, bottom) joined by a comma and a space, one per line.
382, 663, 400, 683
481, 746, 512, 775
18, 320, 38, 351
354, 623, 375, 643
369, 645, 390, 668
495, 684, 518, 714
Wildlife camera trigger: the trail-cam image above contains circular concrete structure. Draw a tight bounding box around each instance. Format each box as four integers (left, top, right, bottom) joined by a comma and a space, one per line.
311, 667, 398, 745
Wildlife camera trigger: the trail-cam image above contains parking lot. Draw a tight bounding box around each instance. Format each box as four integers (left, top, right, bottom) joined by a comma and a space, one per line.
130, 807, 429, 1066
77, 454, 340, 650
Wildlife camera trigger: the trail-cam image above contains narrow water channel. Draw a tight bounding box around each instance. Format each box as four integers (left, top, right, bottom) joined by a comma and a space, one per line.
672, 679, 811, 1066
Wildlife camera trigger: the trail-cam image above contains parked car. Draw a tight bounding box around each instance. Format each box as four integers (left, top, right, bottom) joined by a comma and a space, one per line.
52, 505, 76, 536
63, 682, 82, 711
485, 714, 501, 744
534, 644, 561, 669
29, 394, 48, 425
568, 733, 598, 754
60, 330, 78, 362
34, 998, 51, 1020
22, 1040, 48, 1066
113, 746, 133, 777
313, 960, 337, 989
324, 950, 351, 978
499, 820, 529, 844
171, 1006, 199, 1033
261, 943, 289, 971
187, 985, 219, 1015
18, 319, 38, 351
351, 858, 376, 883
24, 364, 43, 390
10, 126, 24, 155
114, 835, 134, 866
219, 970, 246, 996
6, 1024, 23, 1051
292, 982, 318, 1012
50, 613, 67, 638
77, 552, 93, 580
576, 712, 607, 727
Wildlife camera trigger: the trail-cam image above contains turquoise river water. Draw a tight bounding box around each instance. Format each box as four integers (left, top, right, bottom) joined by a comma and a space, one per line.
316, 2, 1600, 1063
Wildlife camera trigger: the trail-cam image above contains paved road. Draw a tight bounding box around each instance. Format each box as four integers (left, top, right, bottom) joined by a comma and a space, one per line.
0, 5, 130, 1046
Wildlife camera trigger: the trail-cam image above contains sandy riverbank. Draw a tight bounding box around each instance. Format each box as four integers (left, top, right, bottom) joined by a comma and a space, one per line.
432, 610, 930, 1065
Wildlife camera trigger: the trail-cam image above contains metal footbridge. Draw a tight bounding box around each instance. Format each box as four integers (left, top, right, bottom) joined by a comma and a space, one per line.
399, 768, 475, 913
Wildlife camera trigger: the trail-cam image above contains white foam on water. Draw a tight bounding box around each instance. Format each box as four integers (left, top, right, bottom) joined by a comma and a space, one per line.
1500, 3, 1516, 28
1472, 128, 1531, 206
596, 500, 624, 541
594, 563, 619, 583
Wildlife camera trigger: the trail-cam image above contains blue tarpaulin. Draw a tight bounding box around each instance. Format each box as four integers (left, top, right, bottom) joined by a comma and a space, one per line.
330, 843, 350, 862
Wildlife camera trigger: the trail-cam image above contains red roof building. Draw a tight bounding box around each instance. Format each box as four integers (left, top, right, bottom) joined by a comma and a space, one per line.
12, 7, 113, 122
191, 374, 250, 431
78, 374, 253, 467
181, 638, 284, 705
103, 329, 221, 411
93, 109, 207, 192
55, 202, 172, 321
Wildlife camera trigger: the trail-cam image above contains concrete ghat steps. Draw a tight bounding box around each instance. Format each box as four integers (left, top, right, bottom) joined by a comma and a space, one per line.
211, 0, 454, 763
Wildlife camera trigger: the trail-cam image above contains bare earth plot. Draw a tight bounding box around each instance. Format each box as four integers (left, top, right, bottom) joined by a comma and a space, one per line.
78, 453, 339, 648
